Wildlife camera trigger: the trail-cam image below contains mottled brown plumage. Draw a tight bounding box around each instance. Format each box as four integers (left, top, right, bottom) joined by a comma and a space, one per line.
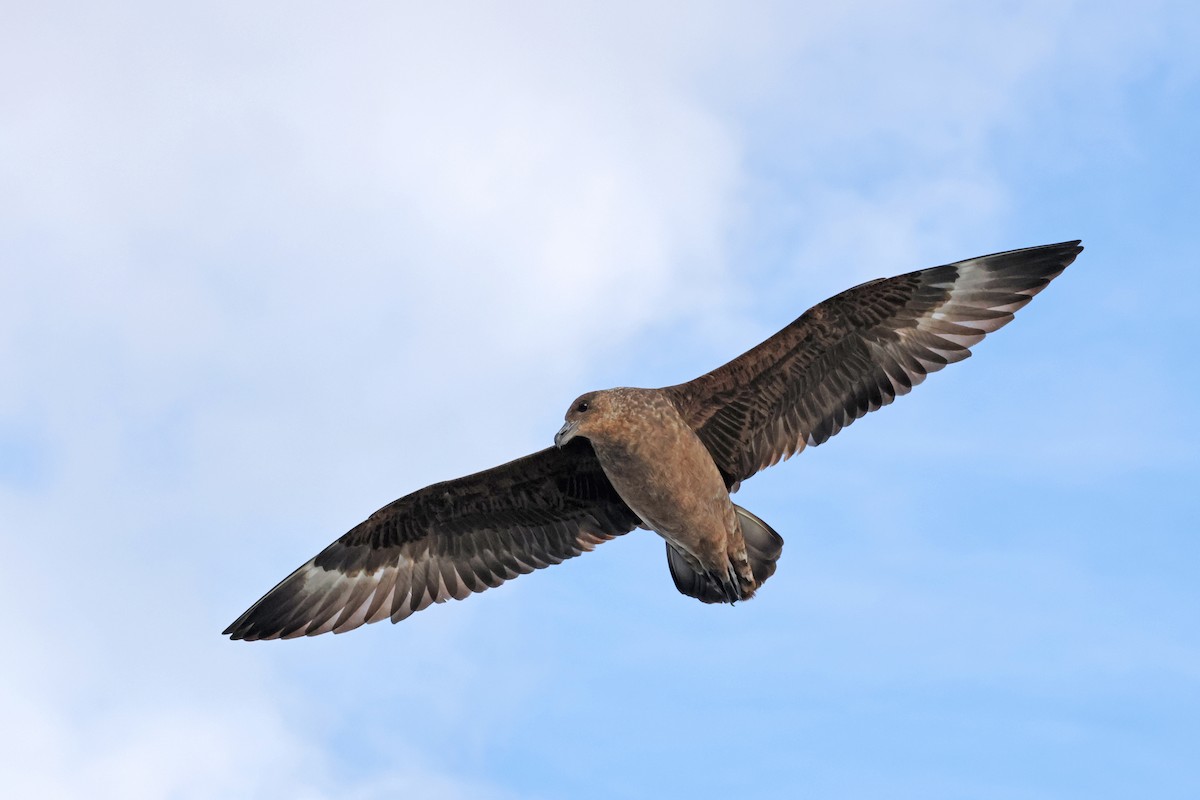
554, 387, 770, 604
225, 240, 1081, 640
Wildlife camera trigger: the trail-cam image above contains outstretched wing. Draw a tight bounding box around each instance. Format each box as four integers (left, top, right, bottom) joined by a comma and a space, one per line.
664, 241, 1082, 486
224, 439, 640, 640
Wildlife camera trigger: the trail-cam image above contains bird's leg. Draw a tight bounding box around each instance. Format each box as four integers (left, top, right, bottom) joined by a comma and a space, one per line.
727, 562, 744, 605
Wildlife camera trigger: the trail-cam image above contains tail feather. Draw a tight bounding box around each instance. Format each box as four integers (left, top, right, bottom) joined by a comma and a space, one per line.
666, 505, 784, 604
666, 545, 732, 603
736, 505, 784, 587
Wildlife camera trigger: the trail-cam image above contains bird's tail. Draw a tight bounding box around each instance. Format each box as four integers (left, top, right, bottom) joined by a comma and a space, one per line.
736, 505, 784, 589
666, 505, 784, 604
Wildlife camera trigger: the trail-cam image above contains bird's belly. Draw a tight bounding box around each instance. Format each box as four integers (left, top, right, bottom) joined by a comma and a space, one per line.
591, 434, 735, 566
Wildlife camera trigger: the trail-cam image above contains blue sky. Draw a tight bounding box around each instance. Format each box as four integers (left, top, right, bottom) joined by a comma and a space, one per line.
2, 2, 1198, 798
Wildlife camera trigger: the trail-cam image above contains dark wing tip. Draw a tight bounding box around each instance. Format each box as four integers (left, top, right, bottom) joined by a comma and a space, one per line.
1043, 239, 1083, 268
223, 605, 282, 641
222, 539, 396, 642
955, 239, 1083, 303
223, 559, 322, 641
970, 239, 1082, 272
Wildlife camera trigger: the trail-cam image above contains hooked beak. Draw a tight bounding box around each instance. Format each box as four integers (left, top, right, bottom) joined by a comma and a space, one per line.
554, 420, 579, 448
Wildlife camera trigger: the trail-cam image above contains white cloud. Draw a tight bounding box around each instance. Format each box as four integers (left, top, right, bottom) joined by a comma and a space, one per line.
0, 3, 759, 795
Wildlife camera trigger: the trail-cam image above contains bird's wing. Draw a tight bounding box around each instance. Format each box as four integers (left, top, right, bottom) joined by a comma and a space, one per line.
663, 241, 1082, 486
224, 439, 640, 640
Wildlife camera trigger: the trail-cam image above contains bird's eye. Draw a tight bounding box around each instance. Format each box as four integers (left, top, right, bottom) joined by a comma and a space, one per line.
576, 401, 589, 413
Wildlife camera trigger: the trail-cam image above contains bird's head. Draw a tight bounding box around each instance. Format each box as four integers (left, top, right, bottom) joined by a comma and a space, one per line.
555, 390, 602, 448
556, 387, 656, 448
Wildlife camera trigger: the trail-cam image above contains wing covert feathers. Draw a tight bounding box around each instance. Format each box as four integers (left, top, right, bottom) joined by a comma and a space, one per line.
224, 439, 639, 640
665, 241, 1082, 485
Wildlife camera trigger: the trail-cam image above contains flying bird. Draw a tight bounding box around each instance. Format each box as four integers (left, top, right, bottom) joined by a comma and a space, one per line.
225, 240, 1082, 640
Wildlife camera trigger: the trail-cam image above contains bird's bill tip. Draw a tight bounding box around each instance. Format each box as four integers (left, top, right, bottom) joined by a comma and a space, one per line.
554, 420, 579, 448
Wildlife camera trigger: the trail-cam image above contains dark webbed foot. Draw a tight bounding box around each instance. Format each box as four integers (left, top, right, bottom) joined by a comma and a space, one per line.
666, 543, 758, 605
701, 565, 742, 605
